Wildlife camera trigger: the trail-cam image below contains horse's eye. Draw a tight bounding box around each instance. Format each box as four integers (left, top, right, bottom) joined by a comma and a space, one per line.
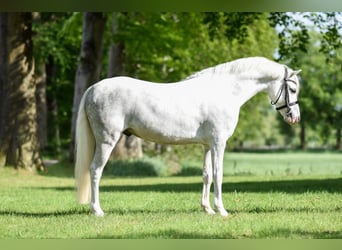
289, 88, 296, 93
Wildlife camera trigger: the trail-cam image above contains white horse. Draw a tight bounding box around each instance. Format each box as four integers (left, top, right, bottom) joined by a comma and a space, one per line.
75, 56, 301, 217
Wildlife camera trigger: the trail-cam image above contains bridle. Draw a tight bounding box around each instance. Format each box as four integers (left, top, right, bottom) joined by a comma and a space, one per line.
271, 67, 299, 114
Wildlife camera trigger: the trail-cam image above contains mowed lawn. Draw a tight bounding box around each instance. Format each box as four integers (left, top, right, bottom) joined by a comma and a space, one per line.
0, 151, 341, 239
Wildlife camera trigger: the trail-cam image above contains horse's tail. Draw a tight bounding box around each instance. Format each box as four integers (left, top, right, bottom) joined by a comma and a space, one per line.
75, 89, 94, 204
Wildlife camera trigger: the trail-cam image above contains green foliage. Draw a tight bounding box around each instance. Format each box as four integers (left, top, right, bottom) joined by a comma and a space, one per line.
204, 12, 262, 42
31, 12, 342, 154
116, 13, 277, 82
117, 12, 280, 149
33, 13, 83, 149
269, 12, 310, 65
309, 12, 342, 57
105, 156, 169, 177
284, 31, 342, 146
33, 13, 82, 71
270, 12, 342, 66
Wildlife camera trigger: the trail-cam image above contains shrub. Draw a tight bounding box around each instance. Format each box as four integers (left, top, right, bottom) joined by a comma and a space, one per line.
105, 156, 168, 177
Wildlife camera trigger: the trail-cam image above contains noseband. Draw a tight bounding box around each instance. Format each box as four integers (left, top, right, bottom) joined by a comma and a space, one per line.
271, 67, 299, 112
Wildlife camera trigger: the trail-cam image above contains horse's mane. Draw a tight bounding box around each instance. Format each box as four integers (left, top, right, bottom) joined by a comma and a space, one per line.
185, 57, 284, 80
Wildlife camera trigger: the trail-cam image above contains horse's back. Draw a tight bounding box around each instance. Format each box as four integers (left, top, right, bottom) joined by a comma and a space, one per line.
84, 76, 212, 144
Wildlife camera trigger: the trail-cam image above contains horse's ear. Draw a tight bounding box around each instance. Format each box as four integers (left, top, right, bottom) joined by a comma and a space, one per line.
292, 69, 302, 76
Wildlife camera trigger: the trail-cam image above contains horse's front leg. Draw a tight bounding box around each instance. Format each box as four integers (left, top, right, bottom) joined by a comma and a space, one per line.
211, 141, 229, 217
201, 146, 215, 215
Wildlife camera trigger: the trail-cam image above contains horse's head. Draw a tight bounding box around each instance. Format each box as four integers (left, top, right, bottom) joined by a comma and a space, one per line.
270, 67, 301, 125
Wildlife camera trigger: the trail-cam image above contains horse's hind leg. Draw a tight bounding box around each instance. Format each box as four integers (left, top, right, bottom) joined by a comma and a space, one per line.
90, 135, 119, 216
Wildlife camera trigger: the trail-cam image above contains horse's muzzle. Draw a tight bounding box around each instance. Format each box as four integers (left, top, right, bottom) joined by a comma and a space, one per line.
283, 105, 300, 125
285, 115, 300, 125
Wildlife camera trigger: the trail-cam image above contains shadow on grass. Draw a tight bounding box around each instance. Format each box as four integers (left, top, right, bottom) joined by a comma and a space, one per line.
43, 177, 342, 194
105, 205, 341, 216
89, 228, 342, 239
255, 228, 342, 239
0, 208, 90, 218
100, 178, 342, 194
91, 229, 236, 239
3, 204, 340, 219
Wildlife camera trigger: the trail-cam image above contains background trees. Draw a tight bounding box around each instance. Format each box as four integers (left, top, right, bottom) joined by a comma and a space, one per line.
69, 12, 107, 161
0, 13, 44, 171
0, 12, 340, 171
269, 12, 342, 149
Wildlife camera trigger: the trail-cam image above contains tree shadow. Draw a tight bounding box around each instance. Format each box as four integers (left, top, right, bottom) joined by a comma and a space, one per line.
256, 228, 342, 239
104, 204, 340, 216
97, 177, 342, 194
105, 207, 200, 215
0, 208, 90, 218
87, 228, 342, 239
89, 229, 235, 239
42, 177, 342, 194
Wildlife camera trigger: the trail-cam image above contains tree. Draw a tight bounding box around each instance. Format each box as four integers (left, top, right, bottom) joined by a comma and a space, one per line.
299, 48, 341, 149
113, 12, 280, 150
33, 13, 83, 154
0, 13, 44, 171
32, 13, 48, 150
3, 11, 336, 168
107, 13, 126, 78
35, 62, 48, 150
107, 13, 143, 160
69, 12, 107, 161
227, 14, 280, 148
270, 13, 342, 149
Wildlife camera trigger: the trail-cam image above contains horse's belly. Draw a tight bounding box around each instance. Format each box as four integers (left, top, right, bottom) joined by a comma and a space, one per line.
124, 122, 204, 145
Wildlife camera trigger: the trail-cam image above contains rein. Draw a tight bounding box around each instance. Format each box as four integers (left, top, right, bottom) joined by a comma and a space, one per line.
271, 67, 299, 112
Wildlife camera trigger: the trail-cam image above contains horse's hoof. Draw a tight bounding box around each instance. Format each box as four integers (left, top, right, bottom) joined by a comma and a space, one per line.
215, 206, 229, 217
219, 210, 229, 217
93, 210, 105, 217
91, 205, 105, 217
202, 205, 216, 215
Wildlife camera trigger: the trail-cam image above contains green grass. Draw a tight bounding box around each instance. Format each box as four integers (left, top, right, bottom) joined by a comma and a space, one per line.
0, 151, 341, 239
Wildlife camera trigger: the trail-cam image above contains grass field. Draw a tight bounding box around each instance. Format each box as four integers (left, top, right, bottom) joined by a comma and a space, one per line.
0, 151, 341, 239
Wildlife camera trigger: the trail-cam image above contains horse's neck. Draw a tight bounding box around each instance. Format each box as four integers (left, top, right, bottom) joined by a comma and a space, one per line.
228, 75, 269, 107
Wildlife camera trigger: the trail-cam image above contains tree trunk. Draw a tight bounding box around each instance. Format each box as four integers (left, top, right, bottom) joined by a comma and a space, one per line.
69, 12, 107, 161
107, 13, 143, 160
0, 13, 9, 167
0, 13, 44, 171
336, 127, 341, 150
107, 13, 126, 78
300, 122, 306, 150
35, 63, 48, 150
46, 56, 61, 154
33, 13, 48, 151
